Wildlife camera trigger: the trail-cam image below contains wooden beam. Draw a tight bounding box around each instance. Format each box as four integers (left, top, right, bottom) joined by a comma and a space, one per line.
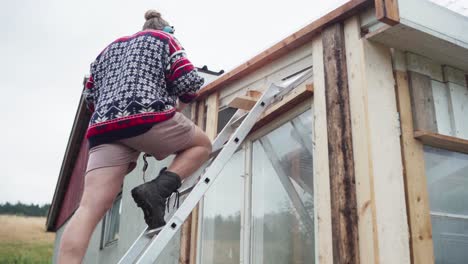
251, 84, 313, 132
206, 93, 220, 140
408, 71, 438, 133
188, 93, 219, 264
196, 0, 372, 100
375, 0, 400, 25
322, 23, 359, 264
179, 212, 192, 264
344, 17, 410, 263
247, 90, 262, 99
187, 100, 208, 264
312, 37, 334, 264
344, 17, 379, 264
228, 95, 258, 110
415, 130, 468, 154
395, 70, 435, 264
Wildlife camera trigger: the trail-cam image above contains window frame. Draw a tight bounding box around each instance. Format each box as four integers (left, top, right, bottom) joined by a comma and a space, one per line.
196, 100, 314, 264
100, 192, 123, 249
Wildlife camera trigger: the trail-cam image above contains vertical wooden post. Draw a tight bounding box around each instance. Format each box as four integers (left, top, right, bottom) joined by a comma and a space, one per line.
344, 17, 410, 264
179, 213, 192, 264
205, 93, 220, 139
187, 94, 218, 264
322, 23, 359, 264
394, 63, 435, 264
178, 100, 208, 264
375, 0, 400, 25
179, 103, 201, 264
312, 36, 334, 264
407, 71, 438, 133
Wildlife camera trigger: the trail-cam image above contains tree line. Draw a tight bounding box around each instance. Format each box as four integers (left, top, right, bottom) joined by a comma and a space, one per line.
0, 202, 50, 217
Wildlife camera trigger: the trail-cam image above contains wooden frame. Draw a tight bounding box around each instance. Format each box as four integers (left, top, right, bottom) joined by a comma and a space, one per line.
344, 17, 410, 263
251, 84, 313, 132
322, 23, 359, 264
407, 71, 438, 132
311, 36, 334, 264
414, 130, 468, 155
393, 62, 435, 263
374, 0, 399, 25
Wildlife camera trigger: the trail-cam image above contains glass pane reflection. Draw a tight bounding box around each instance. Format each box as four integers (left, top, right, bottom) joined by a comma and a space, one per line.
200, 151, 244, 264
252, 110, 314, 264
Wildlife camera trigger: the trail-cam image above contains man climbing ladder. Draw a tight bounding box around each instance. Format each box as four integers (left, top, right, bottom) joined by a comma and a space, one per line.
57, 10, 211, 263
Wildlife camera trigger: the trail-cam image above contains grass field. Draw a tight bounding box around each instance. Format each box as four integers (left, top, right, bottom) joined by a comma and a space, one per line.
0, 215, 54, 264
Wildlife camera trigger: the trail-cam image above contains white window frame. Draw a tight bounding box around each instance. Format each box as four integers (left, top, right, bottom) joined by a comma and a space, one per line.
196, 100, 314, 264
100, 192, 122, 248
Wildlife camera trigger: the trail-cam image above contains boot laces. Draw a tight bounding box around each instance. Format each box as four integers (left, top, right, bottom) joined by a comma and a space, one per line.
166, 190, 180, 213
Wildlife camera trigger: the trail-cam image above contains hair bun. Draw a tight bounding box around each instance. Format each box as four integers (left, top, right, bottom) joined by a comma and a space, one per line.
145, 10, 161, 20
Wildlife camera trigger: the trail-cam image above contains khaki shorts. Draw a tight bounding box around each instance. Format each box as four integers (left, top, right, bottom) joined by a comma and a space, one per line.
86, 112, 196, 174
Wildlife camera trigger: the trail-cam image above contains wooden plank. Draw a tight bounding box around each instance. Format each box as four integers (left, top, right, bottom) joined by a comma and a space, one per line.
179, 212, 192, 264
227, 90, 262, 111
228, 95, 258, 110
394, 70, 435, 264
405, 53, 444, 82
251, 84, 313, 132
188, 93, 219, 263
443, 66, 467, 87
190, 103, 197, 123
197, 101, 206, 132
344, 17, 410, 264
375, 0, 400, 25
344, 17, 379, 264
312, 37, 333, 264
189, 100, 208, 264
447, 82, 468, 139
415, 130, 468, 154
408, 71, 438, 132
322, 23, 359, 264
247, 90, 262, 99
431, 80, 453, 136
196, 0, 372, 100
205, 93, 220, 140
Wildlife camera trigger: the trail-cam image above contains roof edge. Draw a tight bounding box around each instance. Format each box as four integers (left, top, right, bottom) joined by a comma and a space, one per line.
196, 0, 373, 100
46, 84, 90, 231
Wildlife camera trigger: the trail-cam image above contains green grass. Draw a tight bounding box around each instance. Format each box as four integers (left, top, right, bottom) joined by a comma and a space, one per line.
0, 242, 53, 264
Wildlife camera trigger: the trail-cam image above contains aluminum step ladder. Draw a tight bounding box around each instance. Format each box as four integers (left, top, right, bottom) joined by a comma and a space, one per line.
118, 69, 313, 264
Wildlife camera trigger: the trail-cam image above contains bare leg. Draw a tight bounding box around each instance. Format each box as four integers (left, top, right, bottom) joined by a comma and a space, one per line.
168, 126, 212, 179
58, 164, 128, 264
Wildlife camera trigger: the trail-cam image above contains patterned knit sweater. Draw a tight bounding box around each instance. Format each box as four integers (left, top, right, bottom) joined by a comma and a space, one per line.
83, 30, 204, 147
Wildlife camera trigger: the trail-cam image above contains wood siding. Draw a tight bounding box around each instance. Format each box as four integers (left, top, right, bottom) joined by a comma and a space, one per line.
322, 23, 360, 264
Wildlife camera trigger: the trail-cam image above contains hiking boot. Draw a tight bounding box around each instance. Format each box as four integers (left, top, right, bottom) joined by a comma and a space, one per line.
131, 167, 182, 231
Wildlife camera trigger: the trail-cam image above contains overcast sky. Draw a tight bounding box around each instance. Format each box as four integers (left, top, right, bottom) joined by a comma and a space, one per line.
1, 0, 466, 206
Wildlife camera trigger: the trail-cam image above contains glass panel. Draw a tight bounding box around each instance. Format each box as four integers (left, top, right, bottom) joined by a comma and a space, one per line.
200, 150, 244, 264
251, 110, 314, 264
424, 146, 468, 264
103, 193, 122, 247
